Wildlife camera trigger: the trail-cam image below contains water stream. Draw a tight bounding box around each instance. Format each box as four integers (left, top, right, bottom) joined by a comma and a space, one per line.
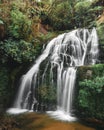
7, 28, 99, 121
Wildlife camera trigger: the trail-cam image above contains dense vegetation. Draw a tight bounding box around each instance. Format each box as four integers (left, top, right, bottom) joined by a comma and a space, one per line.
0, 0, 104, 123
77, 64, 104, 120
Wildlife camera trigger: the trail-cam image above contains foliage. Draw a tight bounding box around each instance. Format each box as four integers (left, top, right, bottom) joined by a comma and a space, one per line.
75, 1, 91, 12
79, 76, 104, 93
92, 64, 104, 77
77, 64, 104, 119
74, 1, 93, 28
78, 76, 104, 119
41, 0, 104, 30
0, 0, 42, 41
0, 0, 103, 34
97, 23, 104, 45
46, 1, 76, 30
97, 23, 104, 62
37, 32, 58, 43
0, 39, 42, 64
9, 8, 32, 39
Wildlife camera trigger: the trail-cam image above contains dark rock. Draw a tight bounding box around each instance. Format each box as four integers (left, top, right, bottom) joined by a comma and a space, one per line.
99, 44, 104, 63
0, 23, 5, 40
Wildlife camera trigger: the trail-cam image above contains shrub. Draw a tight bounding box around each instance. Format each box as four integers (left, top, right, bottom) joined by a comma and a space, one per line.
9, 9, 31, 39
78, 76, 104, 119
0, 39, 41, 64
74, 1, 95, 28
47, 1, 75, 30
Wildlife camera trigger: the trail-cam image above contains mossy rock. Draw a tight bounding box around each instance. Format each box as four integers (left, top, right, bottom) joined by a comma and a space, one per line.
77, 64, 104, 81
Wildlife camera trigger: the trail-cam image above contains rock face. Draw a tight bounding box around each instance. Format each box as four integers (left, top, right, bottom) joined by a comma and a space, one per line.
99, 44, 104, 63
0, 23, 5, 40
97, 12, 104, 24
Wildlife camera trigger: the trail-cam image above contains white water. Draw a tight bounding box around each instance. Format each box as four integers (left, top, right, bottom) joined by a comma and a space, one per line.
7, 28, 99, 121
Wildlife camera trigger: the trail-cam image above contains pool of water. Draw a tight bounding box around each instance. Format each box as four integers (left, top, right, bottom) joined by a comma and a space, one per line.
17, 113, 97, 130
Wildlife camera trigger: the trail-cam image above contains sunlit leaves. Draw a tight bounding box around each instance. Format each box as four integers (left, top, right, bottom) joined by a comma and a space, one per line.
9, 9, 32, 39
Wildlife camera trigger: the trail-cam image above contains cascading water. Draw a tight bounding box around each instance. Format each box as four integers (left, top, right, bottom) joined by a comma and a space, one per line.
7, 28, 99, 121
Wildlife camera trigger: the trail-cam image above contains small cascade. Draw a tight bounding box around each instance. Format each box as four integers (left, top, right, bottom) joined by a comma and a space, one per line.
7, 28, 99, 121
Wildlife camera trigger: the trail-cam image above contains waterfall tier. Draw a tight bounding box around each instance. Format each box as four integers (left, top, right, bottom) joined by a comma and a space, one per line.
7, 28, 99, 121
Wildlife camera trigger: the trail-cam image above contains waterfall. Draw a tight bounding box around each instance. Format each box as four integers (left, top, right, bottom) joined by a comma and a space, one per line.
7, 28, 99, 121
